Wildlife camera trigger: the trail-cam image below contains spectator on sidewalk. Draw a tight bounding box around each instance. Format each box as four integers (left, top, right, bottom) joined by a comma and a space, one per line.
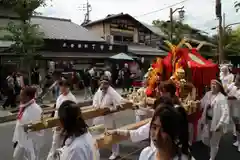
2, 73, 16, 109
83, 69, 92, 100
89, 66, 98, 94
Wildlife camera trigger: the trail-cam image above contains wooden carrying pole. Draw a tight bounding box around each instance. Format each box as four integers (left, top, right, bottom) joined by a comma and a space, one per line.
26, 101, 136, 132
0, 100, 93, 123
25, 97, 199, 131
43, 97, 156, 115
96, 118, 151, 149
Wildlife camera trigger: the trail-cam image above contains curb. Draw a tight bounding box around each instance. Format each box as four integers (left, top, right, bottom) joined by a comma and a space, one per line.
0, 100, 93, 123
0, 91, 126, 123
0, 113, 16, 123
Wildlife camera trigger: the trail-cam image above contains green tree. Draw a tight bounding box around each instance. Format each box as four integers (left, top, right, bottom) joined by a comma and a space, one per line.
0, 0, 48, 84
225, 26, 240, 50
212, 27, 240, 55
152, 19, 209, 45
235, 1, 240, 12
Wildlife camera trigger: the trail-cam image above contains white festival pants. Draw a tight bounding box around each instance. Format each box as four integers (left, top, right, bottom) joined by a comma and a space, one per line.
207, 121, 223, 160
93, 114, 119, 155
109, 120, 119, 155
13, 142, 39, 160
233, 117, 240, 144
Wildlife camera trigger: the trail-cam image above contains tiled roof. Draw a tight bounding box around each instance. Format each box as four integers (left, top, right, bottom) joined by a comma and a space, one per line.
128, 44, 167, 56
82, 13, 166, 37
31, 16, 105, 42
82, 13, 125, 26
139, 21, 166, 37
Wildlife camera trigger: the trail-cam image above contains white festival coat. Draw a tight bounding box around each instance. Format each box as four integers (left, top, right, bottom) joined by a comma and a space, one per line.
130, 122, 150, 142
220, 72, 234, 90
139, 146, 195, 160
47, 92, 77, 160
200, 91, 229, 142
92, 86, 123, 129
60, 132, 100, 160
130, 104, 181, 146
12, 102, 44, 160
227, 83, 240, 118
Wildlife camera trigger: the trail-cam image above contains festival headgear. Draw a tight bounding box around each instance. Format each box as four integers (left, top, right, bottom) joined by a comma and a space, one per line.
221, 64, 228, 70
100, 76, 109, 84
211, 79, 222, 86
211, 79, 227, 96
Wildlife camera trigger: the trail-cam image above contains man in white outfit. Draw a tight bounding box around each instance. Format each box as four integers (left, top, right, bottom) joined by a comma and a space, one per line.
227, 74, 240, 152
92, 76, 124, 160
47, 80, 77, 160
200, 79, 229, 160
13, 87, 44, 160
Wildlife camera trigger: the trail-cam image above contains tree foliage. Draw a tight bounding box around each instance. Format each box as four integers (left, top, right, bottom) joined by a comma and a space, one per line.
152, 19, 210, 44
1, 0, 47, 20
225, 27, 240, 50
0, 0, 47, 54
235, 1, 240, 12
212, 26, 240, 55
0, 0, 48, 83
3, 21, 44, 54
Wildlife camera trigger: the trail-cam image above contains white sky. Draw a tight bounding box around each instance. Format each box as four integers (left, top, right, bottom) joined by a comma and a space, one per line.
37, 0, 240, 34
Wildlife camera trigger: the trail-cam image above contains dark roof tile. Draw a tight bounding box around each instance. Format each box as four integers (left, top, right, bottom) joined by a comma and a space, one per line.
31, 16, 105, 42
128, 44, 167, 56
82, 13, 166, 37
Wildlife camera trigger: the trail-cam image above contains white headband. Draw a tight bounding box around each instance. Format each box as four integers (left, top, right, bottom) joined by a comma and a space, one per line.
211, 79, 222, 86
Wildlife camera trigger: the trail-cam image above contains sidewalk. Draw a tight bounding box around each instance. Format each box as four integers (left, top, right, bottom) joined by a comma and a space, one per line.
0, 110, 12, 117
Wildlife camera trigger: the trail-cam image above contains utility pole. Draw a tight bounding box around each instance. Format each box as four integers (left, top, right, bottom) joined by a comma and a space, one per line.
216, 0, 224, 63
80, 0, 92, 25
170, 8, 173, 42
222, 13, 226, 49
169, 6, 185, 42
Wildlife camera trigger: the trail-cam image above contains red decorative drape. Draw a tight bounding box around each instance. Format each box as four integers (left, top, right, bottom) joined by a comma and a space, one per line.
163, 48, 218, 98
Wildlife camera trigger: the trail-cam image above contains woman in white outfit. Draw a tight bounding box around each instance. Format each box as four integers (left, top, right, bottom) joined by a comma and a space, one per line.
57, 100, 99, 160
92, 76, 124, 160
47, 80, 77, 160
109, 82, 189, 144
200, 79, 229, 160
227, 74, 240, 152
220, 65, 234, 91
107, 96, 170, 143
135, 84, 149, 122
13, 87, 44, 160
139, 104, 194, 160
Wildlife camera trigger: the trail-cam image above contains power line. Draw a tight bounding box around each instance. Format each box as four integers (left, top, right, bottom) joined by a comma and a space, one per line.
134, 0, 189, 18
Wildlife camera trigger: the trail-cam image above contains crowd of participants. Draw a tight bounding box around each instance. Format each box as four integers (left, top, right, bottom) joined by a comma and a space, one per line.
11, 64, 240, 160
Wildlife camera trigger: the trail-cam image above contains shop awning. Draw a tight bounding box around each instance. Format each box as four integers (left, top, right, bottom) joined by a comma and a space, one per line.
110, 52, 134, 60
39, 52, 113, 58
128, 44, 167, 56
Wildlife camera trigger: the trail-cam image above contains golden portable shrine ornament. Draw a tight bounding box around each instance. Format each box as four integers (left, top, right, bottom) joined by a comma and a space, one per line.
164, 39, 186, 74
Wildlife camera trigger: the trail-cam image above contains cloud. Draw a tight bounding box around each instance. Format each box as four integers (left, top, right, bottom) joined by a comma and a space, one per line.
37, 0, 240, 34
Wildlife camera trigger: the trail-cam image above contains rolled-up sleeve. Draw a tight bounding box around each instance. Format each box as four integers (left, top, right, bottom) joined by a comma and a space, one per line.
129, 122, 150, 142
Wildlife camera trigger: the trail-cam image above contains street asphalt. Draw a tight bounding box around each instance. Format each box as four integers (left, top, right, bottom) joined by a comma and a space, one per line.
0, 92, 239, 160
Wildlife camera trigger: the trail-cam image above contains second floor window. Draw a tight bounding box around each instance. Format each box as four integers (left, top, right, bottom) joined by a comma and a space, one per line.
113, 35, 133, 43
